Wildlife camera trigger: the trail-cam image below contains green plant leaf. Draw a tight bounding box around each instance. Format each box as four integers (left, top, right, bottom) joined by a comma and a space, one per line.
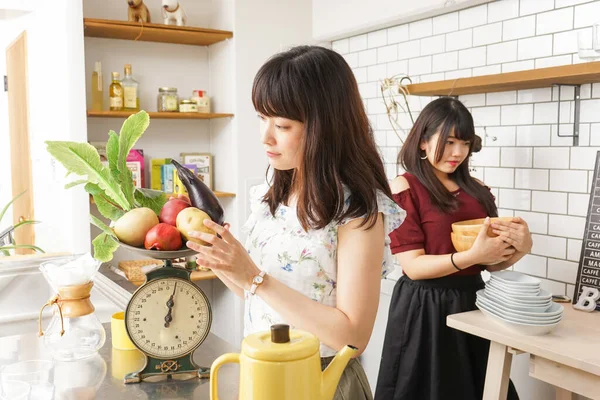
117, 111, 149, 206
13, 220, 40, 230
0, 249, 9, 256
45, 141, 130, 210
107, 130, 120, 182
85, 183, 126, 221
89, 214, 116, 238
64, 180, 88, 189
92, 233, 119, 262
0, 244, 45, 253
134, 188, 168, 216
0, 190, 26, 225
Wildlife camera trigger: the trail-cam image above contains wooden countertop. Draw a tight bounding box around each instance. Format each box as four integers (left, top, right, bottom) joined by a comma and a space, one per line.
447, 306, 600, 376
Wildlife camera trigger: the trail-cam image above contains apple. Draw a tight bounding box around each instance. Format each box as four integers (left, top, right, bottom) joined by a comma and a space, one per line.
159, 198, 191, 226
176, 207, 215, 246
144, 223, 183, 251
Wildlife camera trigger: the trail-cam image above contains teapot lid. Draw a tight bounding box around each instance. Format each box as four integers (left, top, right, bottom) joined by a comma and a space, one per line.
242, 324, 320, 362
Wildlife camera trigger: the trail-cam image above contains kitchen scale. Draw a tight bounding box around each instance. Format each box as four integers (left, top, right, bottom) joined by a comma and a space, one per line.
117, 240, 213, 384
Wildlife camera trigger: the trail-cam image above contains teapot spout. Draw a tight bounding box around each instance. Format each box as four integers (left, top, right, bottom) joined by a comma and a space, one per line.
321, 345, 358, 400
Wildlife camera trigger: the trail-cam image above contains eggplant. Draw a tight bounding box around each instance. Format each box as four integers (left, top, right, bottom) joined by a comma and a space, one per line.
171, 160, 225, 225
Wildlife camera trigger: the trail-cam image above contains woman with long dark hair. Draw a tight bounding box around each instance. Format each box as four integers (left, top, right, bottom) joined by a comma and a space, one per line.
375, 97, 531, 400
186, 45, 405, 399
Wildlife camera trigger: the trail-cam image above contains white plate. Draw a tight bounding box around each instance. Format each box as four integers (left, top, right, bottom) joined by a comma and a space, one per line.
477, 293, 563, 320
483, 290, 551, 312
485, 285, 551, 302
476, 300, 561, 324
478, 290, 560, 316
476, 302, 560, 336
487, 280, 541, 296
490, 270, 541, 286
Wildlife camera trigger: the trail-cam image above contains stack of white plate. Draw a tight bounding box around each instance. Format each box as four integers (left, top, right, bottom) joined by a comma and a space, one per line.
475, 271, 563, 336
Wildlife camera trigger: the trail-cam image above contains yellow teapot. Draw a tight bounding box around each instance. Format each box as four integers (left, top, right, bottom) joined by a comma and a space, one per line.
210, 324, 358, 400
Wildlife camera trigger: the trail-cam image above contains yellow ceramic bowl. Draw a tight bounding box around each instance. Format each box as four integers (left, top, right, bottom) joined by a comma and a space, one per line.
451, 216, 514, 237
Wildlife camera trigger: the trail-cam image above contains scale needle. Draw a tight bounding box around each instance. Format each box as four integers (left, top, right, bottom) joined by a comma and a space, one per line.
164, 282, 178, 328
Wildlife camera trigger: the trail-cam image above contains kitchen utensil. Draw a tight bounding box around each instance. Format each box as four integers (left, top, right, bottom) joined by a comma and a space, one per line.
210, 324, 357, 400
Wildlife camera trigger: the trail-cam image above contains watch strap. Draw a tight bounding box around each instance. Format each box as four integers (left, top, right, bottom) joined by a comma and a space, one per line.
249, 270, 266, 295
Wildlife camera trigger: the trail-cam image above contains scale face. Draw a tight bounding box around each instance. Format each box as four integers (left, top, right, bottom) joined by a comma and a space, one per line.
126, 277, 210, 358
123, 260, 213, 383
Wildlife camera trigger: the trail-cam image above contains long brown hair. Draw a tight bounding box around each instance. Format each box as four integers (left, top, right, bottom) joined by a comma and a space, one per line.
252, 45, 392, 230
399, 97, 497, 216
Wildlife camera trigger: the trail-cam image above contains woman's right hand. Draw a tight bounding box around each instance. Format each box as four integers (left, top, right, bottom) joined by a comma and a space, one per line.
467, 217, 516, 265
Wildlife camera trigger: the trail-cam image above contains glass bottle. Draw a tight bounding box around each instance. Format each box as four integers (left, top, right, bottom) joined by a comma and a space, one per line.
122, 64, 140, 111
91, 61, 103, 111
109, 72, 124, 111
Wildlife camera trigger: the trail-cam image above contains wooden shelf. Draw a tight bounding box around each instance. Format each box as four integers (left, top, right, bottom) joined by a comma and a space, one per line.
405, 61, 600, 96
90, 191, 235, 204
83, 18, 232, 46
87, 111, 234, 119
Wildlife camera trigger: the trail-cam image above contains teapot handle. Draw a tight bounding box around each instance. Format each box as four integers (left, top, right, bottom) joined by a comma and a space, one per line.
210, 353, 240, 400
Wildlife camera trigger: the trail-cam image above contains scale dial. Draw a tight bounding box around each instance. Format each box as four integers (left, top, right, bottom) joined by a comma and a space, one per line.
125, 277, 211, 359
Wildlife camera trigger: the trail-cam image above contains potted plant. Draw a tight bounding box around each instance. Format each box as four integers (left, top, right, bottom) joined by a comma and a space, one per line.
0, 191, 44, 256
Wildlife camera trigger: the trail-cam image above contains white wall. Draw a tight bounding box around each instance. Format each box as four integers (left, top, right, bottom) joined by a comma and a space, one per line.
313, 0, 493, 40
0, 0, 90, 255
329, 0, 600, 398
209, 0, 315, 346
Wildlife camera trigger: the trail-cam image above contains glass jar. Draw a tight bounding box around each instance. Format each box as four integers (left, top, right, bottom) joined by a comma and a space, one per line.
179, 99, 198, 113
157, 87, 179, 112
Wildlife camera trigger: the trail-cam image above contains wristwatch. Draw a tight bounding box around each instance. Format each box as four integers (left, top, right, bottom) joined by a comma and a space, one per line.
249, 271, 266, 295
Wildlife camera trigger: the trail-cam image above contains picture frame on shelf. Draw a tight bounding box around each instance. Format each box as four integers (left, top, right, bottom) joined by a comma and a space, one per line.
181, 152, 213, 190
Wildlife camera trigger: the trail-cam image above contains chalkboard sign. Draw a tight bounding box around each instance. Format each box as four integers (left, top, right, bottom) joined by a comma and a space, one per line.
574, 150, 600, 311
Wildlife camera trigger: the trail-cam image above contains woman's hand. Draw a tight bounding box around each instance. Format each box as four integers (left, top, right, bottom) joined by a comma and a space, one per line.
467, 217, 516, 265
491, 217, 533, 253
186, 220, 261, 291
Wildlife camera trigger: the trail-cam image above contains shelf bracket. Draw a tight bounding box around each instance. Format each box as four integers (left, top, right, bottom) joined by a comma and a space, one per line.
553, 83, 581, 146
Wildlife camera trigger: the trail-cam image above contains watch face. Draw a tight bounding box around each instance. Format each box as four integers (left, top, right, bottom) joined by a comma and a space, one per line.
253, 276, 263, 284
125, 277, 211, 359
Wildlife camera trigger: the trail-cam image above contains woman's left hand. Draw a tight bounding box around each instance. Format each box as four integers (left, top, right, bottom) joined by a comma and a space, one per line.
491, 217, 533, 253
186, 220, 261, 291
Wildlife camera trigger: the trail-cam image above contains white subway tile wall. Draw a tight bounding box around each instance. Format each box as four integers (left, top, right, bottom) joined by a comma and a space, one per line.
332, 0, 600, 293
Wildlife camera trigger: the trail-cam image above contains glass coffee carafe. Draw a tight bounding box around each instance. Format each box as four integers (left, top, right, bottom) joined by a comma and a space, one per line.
38, 254, 106, 361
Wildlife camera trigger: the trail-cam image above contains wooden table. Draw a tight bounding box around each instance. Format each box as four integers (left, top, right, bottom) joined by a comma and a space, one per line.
447, 307, 600, 400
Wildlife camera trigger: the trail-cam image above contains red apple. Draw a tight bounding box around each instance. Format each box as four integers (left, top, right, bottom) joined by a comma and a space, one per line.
144, 223, 183, 251
160, 198, 191, 226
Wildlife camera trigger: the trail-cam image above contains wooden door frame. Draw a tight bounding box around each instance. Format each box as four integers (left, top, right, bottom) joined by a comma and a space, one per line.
6, 30, 35, 255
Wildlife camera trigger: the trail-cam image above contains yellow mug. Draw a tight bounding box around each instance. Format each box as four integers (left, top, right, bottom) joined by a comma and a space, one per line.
111, 311, 136, 350
111, 347, 145, 380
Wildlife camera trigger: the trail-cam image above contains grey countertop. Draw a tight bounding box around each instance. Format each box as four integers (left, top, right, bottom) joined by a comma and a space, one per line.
0, 322, 240, 399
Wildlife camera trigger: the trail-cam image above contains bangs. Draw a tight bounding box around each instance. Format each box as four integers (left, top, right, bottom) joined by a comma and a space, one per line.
434, 111, 476, 160
252, 60, 306, 122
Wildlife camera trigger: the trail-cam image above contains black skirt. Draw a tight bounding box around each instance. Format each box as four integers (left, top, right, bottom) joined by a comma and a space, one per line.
374, 274, 519, 400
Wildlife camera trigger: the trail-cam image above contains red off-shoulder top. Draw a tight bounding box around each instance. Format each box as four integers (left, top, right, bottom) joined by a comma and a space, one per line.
389, 172, 495, 276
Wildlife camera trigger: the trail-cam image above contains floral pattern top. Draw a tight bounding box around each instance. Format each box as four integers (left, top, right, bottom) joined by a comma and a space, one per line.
242, 183, 406, 357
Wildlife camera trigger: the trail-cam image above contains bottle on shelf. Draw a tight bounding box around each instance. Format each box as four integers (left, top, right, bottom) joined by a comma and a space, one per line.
109, 72, 124, 111
122, 64, 140, 111
91, 61, 104, 111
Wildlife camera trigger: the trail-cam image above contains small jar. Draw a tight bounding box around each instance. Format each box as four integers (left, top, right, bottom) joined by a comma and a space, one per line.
192, 90, 211, 113
179, 99, 198, 113
157, 87, 179, 112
